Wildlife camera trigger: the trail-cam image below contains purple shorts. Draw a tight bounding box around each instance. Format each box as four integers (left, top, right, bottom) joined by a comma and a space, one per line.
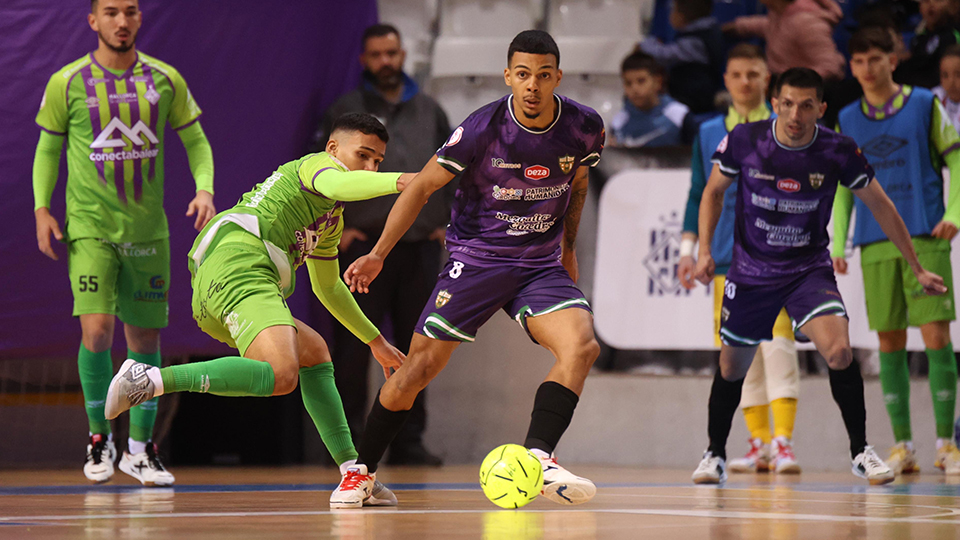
719, 266, 847, 347
415, 257, 591, 343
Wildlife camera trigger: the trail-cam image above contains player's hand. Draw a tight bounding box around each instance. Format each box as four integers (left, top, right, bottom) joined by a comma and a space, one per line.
344, 253, 384, 293
35, 207, 63, 261
833, 257, 848, 275
561, 248, 579, 283
368, 334, 405, 379
186, 190, 216, 231
338, 228, 368, 252
396, 173, 416, 192
932, 220, 959, 241
694, 251, 715, 285
916, 268, 948, 296
678, 255, 697, 290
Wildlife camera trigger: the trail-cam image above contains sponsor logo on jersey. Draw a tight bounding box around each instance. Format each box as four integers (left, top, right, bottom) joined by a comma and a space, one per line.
524, 183, 569, 201
716, 135, 729, 153
862, 135, 908, 157
496, 212, 556, 234
85, 96, 100, 108
777, 179, 800, 193
149, 275, 165, 289
435, 290, 452, 308
144, 86, 161, 105
87, 77, 109, 86
778, 199, 819, 214
559, 155, 575, 174
444, 126, 463, 147
134, 289, 168, 302
108, 92, 139, 104
809, 173, 824, 189
245, 171, 282, 208
748, 168, 776, 180
90, 118, 159, 149
129, 75, 151, 83
751, 192, 777, 211
524, 165, 550, 180
492, 185, 523, 201
491, 158, 521, 169
117, 245, 158, 257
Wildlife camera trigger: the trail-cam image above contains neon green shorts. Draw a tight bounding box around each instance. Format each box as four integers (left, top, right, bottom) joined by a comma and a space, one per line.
190, 232, 295, 355
861, 238, 956, 331
68, 237, 170, 328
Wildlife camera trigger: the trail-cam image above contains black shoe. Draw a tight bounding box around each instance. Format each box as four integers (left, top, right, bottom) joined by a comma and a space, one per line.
386, 444, 443, 466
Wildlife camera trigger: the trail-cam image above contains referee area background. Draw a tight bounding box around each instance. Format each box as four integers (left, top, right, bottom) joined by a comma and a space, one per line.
0, 0, 956, 484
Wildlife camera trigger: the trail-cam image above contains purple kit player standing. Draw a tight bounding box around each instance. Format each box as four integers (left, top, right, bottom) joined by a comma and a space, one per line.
332, 30, 605, 507
690, 68, 947, 485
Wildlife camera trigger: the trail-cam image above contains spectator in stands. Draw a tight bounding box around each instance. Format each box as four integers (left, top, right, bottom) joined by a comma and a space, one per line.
723, 0, 846, 82
640, 0, 725, 114
611, 52, 694, 147
896, 0, 960, 88
312, 23, 452, 466
935, 44, 960, 132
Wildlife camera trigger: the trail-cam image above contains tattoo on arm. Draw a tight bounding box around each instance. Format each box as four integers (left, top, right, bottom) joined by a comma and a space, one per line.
563, 170, 589, 250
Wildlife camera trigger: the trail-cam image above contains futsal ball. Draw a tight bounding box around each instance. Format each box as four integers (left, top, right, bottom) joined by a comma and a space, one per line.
479, 444, 544, 509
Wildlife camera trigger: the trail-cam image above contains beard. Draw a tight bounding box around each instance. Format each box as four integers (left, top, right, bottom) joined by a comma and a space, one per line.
372, 67, 402, 89
99, 28, 138, 53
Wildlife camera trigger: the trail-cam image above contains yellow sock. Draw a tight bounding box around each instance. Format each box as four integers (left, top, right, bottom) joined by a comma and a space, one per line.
743, 405, 772, 444
771, 398, 797, 440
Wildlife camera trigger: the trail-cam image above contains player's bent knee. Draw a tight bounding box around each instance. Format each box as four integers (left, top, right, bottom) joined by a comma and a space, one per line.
824, 345, 853, 370
272, 365, 300, 395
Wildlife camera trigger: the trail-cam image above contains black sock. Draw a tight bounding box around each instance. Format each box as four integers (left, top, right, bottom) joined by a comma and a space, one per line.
356, 390, 412, 473
524, 381, 580, 454
828, 359, 867, 458
707, 368, 745, 461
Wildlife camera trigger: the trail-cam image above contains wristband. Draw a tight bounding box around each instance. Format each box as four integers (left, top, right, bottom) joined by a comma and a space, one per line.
680, 238, 696, 257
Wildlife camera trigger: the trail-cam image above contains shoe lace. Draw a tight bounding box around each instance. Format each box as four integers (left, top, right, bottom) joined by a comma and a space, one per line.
339, 470, 370, 491
88, 437, 107, 465
145, 444, 167, 472
863, 449, 885, 469
777, 444, 796, 460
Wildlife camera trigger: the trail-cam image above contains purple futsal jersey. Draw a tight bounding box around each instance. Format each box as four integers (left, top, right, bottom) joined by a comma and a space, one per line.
713, 119, 874, 283
435, 94, 604, 267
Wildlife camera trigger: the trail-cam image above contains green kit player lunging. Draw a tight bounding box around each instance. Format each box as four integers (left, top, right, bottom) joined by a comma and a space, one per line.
105, 113, 411, 509
833, 28, 960, 475
33, 0, 215, 486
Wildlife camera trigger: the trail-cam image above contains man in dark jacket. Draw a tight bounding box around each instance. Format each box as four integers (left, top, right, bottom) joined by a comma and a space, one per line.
313, 23, 452, 465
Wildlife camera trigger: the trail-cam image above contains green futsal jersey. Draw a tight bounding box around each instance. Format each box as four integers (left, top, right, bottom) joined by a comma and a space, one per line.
189, 152, 401, 297
36, 52, 207, 243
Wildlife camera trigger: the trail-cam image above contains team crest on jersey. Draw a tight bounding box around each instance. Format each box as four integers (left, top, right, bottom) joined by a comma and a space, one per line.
435, 290, 452, 308
809, 173, 824, 189
144, 86, 161, 105
558, 155, 575, 174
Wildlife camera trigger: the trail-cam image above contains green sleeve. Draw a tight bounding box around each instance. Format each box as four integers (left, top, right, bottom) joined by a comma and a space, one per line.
33, 131, 64, 210
35, 74, 68, 134
306, 257, 380, 343
306, 167, 400, 201
831, 186, 854, 257
943, 149, 960, 226
176, 121, 214, 194
167, 67, 202, 129
683, 135, 706, 234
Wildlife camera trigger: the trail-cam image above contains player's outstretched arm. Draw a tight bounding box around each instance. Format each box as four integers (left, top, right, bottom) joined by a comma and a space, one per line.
831, 186, 854, 274
306, 257, 404, 378
560, 166, 590, 282
178, 122, 216, 230
855, 180, 948, 295
344, 156, 455, 293
694, 164, 735, 285
33, 131, 65, 260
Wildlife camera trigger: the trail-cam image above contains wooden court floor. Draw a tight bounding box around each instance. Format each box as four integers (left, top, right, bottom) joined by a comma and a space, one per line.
0, 466, 959, 539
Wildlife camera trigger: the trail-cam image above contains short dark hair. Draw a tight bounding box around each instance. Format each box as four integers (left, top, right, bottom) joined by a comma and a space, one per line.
774, 68, 824, 101
330, 113, 389, 143
362, 23, 401, 49
727, 43, 765, 63
849, 27, 895, 55
943, 43, 960, 63
507, 30, 560, 67
673, 0, 713, 22
621, 52, 664, 77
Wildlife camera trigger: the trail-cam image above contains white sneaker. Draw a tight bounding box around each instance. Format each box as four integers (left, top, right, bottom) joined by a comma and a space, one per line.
83, 434, 116, 484
887, 441, 920, 475
364, 480, 398, 506
771, 437, 801, 474
852, 446, 895, 485
728, 438, 770, 473
105, 359, 159, 420
692, 451, 727, 484
537, 454, 596, 505
935, 441, 960, 476
119, 443, 175, 486
330, 464, 375, 509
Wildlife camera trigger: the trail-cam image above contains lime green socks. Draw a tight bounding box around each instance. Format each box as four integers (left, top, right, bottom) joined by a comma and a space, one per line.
78, 344, 112, 435
128, 350, 161, 442
879, 349, 912, 442
159, 357, 275, 397
299, 363, 358, 465
926, 344, 958, 440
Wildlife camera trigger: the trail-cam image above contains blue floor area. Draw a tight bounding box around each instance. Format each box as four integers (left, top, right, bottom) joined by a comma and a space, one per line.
1, 481, 958, 498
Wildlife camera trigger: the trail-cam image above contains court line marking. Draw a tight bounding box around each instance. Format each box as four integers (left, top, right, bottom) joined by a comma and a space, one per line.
1, 507, 958, 525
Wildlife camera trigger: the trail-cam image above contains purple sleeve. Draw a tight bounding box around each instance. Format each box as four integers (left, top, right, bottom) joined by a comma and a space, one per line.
840, 143, 874, 190
435, 121, 477, 175
581, 125, 605, 167
711, 129, 740, 177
